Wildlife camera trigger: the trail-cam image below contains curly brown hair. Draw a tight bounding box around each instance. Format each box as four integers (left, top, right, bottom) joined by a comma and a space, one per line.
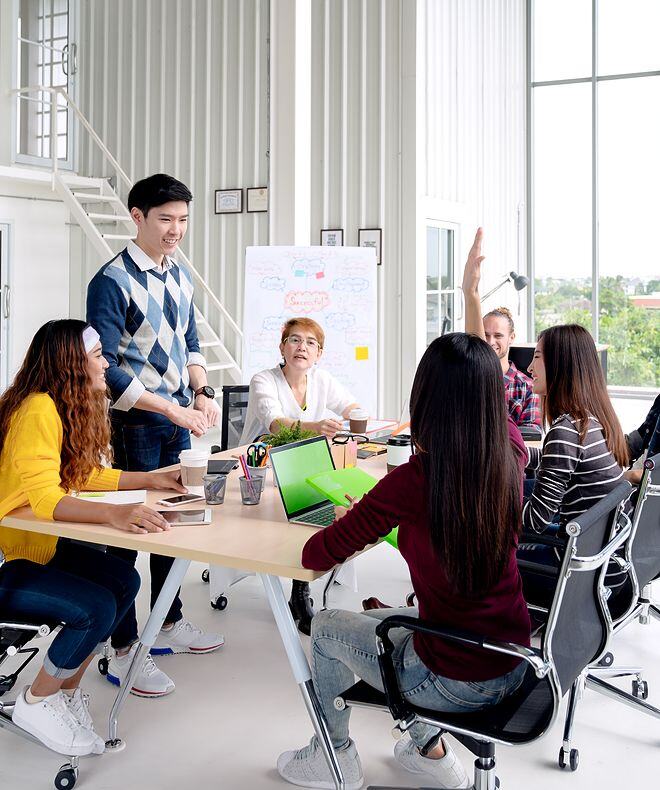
0, 319, 112, 492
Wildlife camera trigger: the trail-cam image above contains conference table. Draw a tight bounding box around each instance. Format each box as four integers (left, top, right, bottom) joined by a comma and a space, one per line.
1, 446, 388, 790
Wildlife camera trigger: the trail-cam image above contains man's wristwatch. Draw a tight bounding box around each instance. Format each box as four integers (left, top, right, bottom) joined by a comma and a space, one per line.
194, 385, 216, 399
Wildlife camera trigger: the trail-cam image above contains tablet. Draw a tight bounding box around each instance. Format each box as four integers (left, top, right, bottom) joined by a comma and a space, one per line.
157, 508, 212, 526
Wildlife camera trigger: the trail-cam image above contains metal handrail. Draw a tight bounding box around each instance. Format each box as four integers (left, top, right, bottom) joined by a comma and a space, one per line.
11, 85, 243, 342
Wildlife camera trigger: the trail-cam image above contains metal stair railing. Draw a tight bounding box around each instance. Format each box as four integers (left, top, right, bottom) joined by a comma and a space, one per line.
11, 85, 242, 383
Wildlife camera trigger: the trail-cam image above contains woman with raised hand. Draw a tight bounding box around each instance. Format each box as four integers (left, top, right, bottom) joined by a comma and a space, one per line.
462, 228, 628, 605
0, 320, 185, 756
277, 333, 530, 790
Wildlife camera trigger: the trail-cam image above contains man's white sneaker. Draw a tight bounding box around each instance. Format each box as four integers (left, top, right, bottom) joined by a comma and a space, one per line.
107, 644, 175, 697
394, 735, 471, 789
151, 619, 225, 655
11, 687, 99, 756
277, 737, 364, 790
64, 689, 105, 754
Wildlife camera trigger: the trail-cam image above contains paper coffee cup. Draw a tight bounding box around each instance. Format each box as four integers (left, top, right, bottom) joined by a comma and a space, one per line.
386, 435, 412, 473
349, 407, 368, 434
179, 449, 209, 494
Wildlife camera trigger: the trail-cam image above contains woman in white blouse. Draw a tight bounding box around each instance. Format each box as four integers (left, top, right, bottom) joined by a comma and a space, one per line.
241, 317, 360, 634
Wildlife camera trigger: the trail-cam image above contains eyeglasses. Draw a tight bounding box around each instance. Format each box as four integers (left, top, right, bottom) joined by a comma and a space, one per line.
285, 335, 321, 350
332, 433, 368, 445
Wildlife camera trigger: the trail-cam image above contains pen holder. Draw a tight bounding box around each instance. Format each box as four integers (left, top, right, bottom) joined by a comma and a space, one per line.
246, 465, 268, 485
239, 476, 264, 505
203, 474, 227, 505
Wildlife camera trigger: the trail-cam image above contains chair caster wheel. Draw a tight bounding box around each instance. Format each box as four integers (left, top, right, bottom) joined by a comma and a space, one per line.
97, 656, 109, 676
559, 747, 578, 771
201, 569, 210, 583
405, 591, 416, 607
54, 765, 78, 789
597, 651, 614, 667
211, 595, 228, 611
633, 679, 649, 699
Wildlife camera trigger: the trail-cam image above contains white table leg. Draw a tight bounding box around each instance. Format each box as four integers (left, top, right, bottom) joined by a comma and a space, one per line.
260, 573, 346, 790
106, 558, 191, 748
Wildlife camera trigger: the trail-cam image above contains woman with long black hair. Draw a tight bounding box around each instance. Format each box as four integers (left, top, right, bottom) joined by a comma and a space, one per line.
276, 333, 531, 790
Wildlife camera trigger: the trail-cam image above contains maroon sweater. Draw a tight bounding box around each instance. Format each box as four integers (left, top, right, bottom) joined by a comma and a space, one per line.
302, 419, 531, 681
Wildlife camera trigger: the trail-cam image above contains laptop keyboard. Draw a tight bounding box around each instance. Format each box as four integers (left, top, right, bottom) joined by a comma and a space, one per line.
294, 505, 336, 527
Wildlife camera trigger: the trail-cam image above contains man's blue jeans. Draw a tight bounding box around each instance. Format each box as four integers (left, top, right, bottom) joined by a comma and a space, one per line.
0, 541, 140, 679
109, 417, 191, 649
311, 607, 527, 750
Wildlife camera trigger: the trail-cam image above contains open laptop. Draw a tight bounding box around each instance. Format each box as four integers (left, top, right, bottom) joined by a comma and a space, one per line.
269, 436, 338, 527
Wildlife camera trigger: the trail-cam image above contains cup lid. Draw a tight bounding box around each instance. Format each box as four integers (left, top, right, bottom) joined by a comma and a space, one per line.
387, 434, 411, 447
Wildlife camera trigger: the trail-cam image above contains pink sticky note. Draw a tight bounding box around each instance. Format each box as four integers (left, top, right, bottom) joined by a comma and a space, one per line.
316, 271, 324, 279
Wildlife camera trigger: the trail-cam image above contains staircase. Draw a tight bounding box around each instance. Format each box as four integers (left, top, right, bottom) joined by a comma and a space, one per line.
14, 85, 242, 397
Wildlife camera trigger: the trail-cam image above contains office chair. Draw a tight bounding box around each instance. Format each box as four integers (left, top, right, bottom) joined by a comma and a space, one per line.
220, 384, 250, 451
0, 553, 82, 788
334, 481, 632, 789
558, 453, 660, 771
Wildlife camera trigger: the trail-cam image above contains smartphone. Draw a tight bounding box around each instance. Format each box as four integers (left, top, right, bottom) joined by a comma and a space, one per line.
157, 508, 212, 525
207, 459, 239, 475
156, 493, 205, 507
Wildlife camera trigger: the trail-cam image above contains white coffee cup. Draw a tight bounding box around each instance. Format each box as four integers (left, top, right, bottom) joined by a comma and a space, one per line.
386, 435, 412, 473
179, 449, 209, 494
349, 407, 369, 434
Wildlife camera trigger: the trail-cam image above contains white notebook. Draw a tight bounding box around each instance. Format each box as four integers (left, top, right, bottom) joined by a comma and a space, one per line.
75, 490, 147, 505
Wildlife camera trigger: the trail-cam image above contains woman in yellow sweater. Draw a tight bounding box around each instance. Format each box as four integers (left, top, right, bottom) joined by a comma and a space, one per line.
0, 320, 185, 757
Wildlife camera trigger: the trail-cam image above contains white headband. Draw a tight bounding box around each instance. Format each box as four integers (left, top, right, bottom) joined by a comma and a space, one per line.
83, 326, 101, 353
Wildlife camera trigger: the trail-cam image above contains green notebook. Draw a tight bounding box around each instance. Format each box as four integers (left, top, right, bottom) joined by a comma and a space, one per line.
305, 467, 399, 549
305, 467, 379, 507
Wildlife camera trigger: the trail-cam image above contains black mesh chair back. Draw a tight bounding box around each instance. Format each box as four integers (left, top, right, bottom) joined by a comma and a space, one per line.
220, 384, 250, 450
629, 453, 660, 590
545, 480, 632, 696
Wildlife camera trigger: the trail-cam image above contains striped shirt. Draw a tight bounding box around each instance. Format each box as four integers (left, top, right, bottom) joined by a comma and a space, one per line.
524, 414, 624, 534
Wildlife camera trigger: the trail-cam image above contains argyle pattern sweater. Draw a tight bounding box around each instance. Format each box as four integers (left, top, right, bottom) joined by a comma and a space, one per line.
86, 247, 206, 418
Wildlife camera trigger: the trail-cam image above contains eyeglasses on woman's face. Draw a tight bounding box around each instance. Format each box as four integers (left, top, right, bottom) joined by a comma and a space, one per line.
285, 334, 321, 350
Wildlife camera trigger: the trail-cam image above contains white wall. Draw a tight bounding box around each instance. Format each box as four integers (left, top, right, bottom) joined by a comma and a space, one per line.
0, 180, 70, 379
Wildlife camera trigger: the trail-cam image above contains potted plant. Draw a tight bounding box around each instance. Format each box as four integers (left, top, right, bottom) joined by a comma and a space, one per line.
259, 421, 318, 487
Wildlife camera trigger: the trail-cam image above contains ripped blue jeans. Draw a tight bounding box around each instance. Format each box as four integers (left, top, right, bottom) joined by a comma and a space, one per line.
311, 607, 526, 749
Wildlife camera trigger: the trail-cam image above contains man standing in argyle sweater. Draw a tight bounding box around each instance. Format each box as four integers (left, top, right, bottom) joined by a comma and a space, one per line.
86, 174, 224, 697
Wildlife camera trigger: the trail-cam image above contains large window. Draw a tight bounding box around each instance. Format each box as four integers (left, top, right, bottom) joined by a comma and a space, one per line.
426, 224, 456, 346
529, 0, 660, 388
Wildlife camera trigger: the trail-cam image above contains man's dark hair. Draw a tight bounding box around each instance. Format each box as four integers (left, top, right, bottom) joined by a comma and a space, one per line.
128, 173, 193, 217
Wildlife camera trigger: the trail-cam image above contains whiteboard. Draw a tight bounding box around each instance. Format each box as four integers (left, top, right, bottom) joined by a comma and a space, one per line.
242, 246, 378, 415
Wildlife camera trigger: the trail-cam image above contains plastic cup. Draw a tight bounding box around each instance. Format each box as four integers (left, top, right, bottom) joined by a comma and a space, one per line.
239, 476, 264, 505
203, 474, 227, 505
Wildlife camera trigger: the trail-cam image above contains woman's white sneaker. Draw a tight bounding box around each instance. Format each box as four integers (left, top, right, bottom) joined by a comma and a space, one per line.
107, 644, 175, 697
151, 619, 225, 655
64, 688, 106, 753
394, 735, 471, 789
12, 687, 99, 756
277, 737, 364, 790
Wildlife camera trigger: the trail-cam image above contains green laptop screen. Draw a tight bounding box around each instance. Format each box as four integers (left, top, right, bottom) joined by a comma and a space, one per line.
273, 439, 334, 516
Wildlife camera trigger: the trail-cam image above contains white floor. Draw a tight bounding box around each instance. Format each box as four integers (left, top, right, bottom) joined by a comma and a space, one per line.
3, 540, 660, 790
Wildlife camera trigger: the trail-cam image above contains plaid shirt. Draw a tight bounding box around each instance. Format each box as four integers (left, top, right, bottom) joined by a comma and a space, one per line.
504, 362, 541, 428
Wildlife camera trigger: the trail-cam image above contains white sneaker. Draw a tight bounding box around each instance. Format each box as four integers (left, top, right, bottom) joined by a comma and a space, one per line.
11, 687, 99, 756
107, 644, 175, 697
277, 737, 364, 790
151, 619, 225, 655
394, 735, 471, 789
64, 689, 106, 754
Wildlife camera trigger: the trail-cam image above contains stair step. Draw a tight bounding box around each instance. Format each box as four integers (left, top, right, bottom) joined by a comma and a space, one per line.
199, 341, 222, 348
206, 363, 236, 372
71, 192, 121, 203
101, 233, 134, 240
86, 212, 132, 222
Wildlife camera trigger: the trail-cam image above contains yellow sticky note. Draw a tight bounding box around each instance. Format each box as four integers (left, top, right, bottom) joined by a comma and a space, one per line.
355, 346, 369, 361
